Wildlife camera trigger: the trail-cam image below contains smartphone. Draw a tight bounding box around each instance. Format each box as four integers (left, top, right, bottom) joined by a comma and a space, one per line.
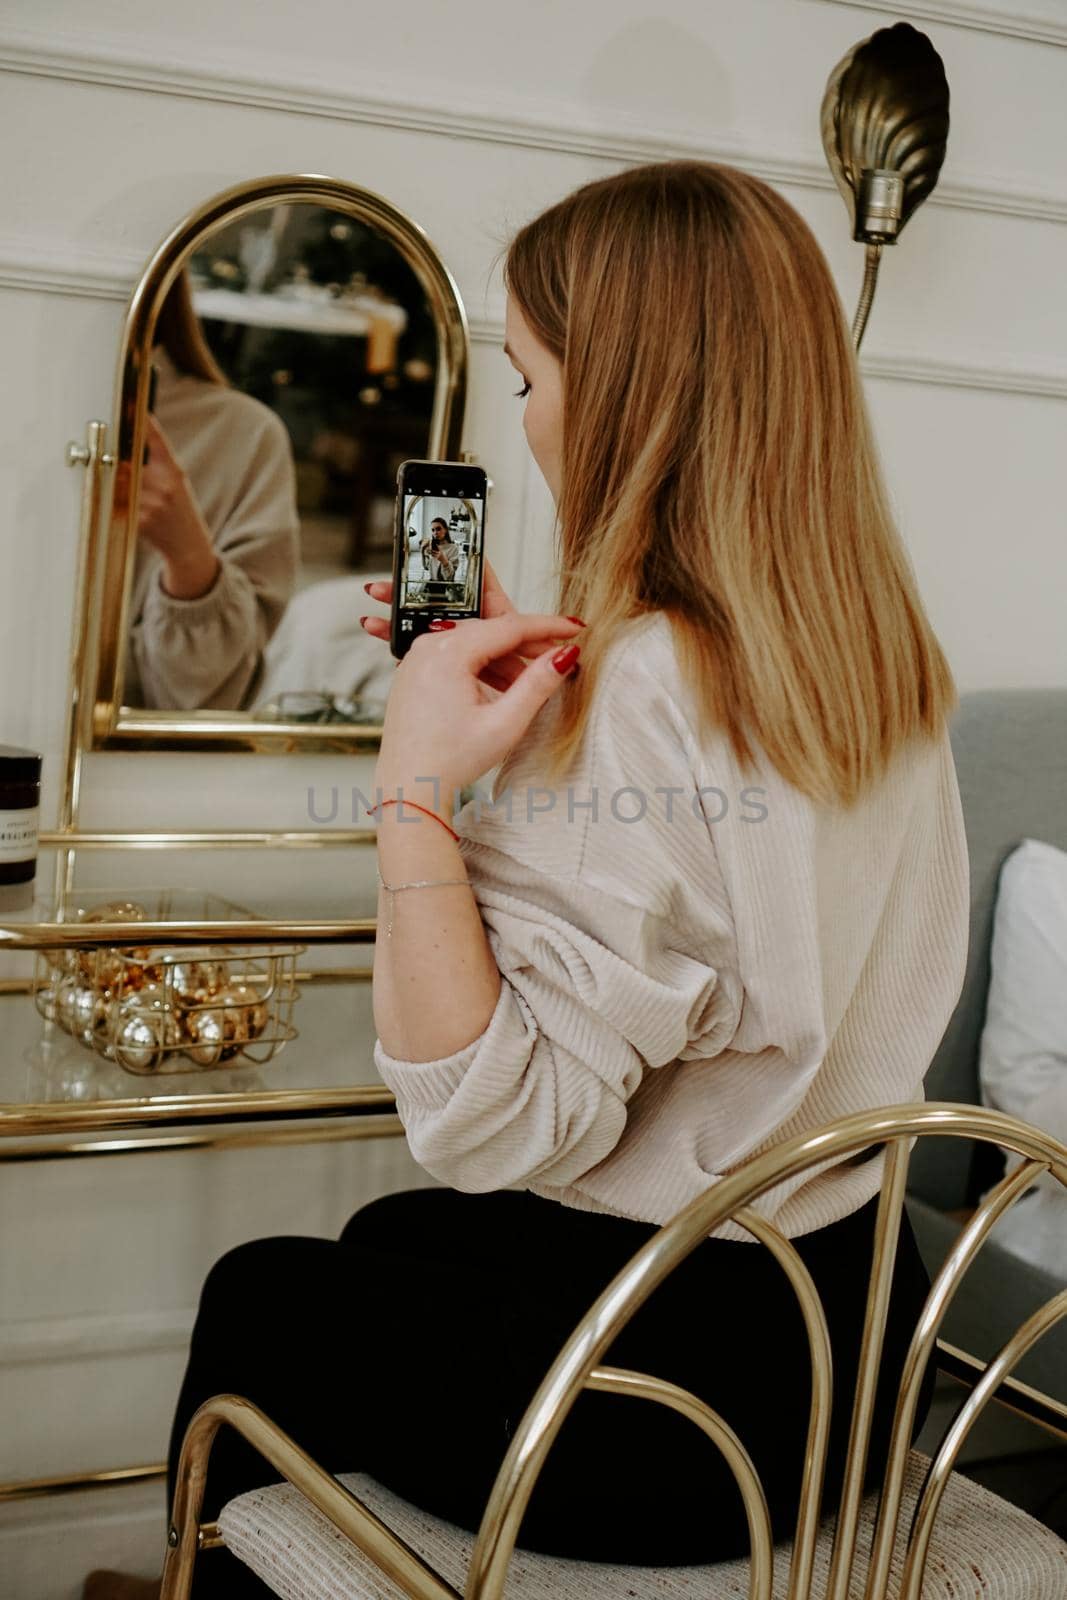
390, 458, 488, 659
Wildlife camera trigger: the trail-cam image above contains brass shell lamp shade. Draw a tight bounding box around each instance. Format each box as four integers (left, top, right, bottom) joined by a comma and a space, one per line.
821, 21, 950, 349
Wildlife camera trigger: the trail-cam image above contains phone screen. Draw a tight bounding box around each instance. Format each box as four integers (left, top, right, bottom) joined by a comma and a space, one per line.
391, 460, 487, 657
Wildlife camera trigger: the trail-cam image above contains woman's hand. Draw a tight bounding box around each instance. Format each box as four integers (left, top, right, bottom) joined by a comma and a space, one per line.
137, 415, 221, 600
375, 611, 583, 802
361, 559, 574, 691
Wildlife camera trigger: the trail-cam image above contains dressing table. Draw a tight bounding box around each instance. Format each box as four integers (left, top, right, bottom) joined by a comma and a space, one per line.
0, 172, 471, 1508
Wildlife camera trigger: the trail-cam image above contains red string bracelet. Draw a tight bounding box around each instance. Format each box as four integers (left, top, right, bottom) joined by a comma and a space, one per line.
370, 797, 461, 842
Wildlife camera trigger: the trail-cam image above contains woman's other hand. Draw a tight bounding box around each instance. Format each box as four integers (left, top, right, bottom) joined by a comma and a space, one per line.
375, 611, 582, 800
137, 415, 221, 601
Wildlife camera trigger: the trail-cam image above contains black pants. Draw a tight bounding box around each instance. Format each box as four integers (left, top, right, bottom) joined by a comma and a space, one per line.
167, 1185, 936, 1597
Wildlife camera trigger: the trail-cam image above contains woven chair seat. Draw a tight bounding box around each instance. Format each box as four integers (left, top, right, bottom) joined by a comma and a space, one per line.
217, 1447, 1067, 1599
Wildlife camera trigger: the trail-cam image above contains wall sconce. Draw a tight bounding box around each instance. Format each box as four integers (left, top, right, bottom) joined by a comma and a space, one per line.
821, 21, 950, 350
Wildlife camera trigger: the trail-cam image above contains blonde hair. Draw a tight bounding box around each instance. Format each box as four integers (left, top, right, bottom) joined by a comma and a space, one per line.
155, 270, 229, 385
503, 160, 956, 807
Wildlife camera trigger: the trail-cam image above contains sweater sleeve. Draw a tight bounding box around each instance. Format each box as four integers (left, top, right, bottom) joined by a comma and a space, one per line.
372, 616, 741, 1193
372, 860, 733, 1192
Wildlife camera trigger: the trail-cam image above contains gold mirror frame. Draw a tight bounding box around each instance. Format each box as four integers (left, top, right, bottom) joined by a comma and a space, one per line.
81, 173, 470, 754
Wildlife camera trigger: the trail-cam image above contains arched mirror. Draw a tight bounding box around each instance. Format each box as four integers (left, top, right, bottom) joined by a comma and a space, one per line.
82, 174, 469, 751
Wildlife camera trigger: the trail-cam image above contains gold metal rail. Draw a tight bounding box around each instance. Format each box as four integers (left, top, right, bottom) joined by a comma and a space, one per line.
0, 1117, 404, 1163
0, 1463, 167, 1505
0, 918, 377, 951
38, 830, 378, 849
0, 1086, 397, 1139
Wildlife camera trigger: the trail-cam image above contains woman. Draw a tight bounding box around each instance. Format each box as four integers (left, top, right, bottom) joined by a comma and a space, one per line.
420, 515, 461, 583
87, 160, 968, 1599
125, 271, 301, 711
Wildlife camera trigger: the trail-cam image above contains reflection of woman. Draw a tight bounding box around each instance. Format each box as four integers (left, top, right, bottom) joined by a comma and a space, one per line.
125, 274, 301, 711
419, 516, 460, 582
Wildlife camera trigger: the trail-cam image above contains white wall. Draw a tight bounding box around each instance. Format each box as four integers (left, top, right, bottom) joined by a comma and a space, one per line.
0, 1, 1064, 1592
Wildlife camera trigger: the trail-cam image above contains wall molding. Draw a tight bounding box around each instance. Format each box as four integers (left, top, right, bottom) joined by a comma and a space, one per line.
0, 236, 495, 341
0, 239, 130, 304
815, 0, 1067, 48
0, 26, 1064, 227
0, 237, 502, 346
857, 348, 1067, 399
0, 1305, 193, 1366
1, 240, 1061, 401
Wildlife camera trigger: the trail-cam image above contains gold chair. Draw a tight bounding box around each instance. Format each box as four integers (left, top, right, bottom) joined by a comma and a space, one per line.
160, 1104, 1067, 1599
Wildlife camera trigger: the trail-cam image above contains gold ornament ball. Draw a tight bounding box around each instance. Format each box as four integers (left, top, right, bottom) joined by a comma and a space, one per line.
70, 984, 106, 1040
35, 978, 61, 1023
75, 903, 151, 997
114, 1013, 162, 1073
169, 959, 226, 1007
182, 1021, 223, 1068
217, 980, 270, 1040
112, 995, 182, 1073
123, 980, 169, 1012
42, 947, 77, 977
183, 1001, 246, 1066
122, 950, 166, 990
79, 900, 148, 926
55, 975, 81, 1034
77, 948, 115, 989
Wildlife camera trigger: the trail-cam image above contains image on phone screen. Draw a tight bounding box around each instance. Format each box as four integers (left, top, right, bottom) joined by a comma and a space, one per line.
398, 489, 484, 614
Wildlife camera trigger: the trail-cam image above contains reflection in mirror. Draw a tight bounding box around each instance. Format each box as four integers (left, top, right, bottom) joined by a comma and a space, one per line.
125, 203, 439, 717
400, 496, 483, 611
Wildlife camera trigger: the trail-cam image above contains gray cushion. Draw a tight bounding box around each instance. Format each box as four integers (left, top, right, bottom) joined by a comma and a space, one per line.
906, 1196, 1066, 1402
910, 689, 1067, 1209
218, 1448, 1067, 1599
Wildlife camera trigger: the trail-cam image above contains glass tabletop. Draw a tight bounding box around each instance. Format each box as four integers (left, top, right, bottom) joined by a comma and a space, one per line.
0, 870, 401, 1136
0, 974, 392, 1132
0, 885, 376, 949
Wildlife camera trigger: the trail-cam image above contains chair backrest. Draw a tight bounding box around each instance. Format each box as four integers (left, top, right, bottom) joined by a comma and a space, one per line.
910, 689, 1067, 1209
465, 1104, 1067, 1600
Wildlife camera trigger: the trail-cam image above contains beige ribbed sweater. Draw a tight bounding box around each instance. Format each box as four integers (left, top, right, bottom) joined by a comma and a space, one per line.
373, 611, 970, 1241
125, 347, 301, 711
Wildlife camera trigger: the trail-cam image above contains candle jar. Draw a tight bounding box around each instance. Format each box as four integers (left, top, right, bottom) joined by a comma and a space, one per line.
0, 745, 42, 912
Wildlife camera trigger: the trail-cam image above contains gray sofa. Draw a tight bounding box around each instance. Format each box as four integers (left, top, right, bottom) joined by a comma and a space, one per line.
905, 688, 1067, 1420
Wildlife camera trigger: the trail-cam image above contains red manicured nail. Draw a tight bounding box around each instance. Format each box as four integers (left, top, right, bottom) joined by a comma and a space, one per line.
363, 581, 376, 594
552, 643, 581, 674
428, 619, 456, 630
565, 615, 586, 626
359, 615, 368, 626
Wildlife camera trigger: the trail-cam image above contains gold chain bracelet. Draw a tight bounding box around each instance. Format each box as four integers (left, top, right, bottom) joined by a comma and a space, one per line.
376, 866, 474, 939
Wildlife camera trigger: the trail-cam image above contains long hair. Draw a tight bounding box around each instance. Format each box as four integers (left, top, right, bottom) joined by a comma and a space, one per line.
154, 270, 229, 385
503, 159, 956, 807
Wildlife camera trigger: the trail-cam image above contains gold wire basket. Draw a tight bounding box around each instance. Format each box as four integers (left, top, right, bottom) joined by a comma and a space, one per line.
32, 889, 305, 1076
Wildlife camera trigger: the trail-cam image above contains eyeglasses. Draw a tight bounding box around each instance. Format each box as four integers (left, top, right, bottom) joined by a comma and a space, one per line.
256, 691, 389, 725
